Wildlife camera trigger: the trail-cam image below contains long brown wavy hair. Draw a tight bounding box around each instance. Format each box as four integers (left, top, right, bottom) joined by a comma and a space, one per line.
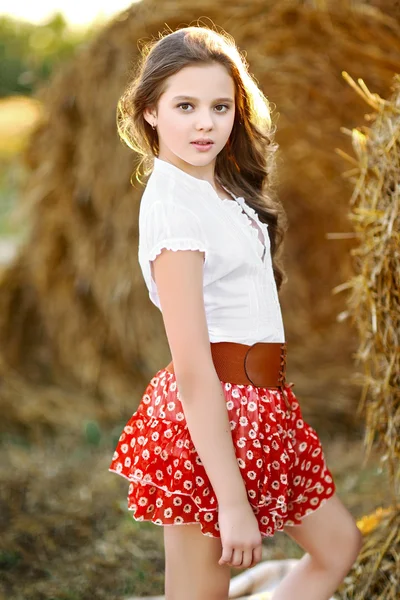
117, 25, 288, 291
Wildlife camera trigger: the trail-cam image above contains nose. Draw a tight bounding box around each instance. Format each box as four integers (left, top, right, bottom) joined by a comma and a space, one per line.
195, 109, 214, 131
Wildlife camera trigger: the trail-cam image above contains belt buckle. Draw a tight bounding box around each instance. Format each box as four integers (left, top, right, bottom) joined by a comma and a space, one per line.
243, 342, 286, 387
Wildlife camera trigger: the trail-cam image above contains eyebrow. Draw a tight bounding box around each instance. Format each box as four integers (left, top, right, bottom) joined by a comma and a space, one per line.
172, 95, 234, 103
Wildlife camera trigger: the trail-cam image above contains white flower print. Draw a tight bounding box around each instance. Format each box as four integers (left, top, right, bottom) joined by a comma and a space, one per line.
166, 465, 172, 475
248, 471, 256, 480
248, 429, 257, 440
232, 388, 240, 398
183, 480, 193, 491
271, 439, 279, 451
155, 498, 163, 508
138, 497, 148, 506
204, 513, 213, 522
142, 449, 150, 460
239, 416, 248, 427
174, 516, 184, 524
124, 425, 133, 434
147, 503, 155, 513
310, 497, 319, 506
312, 447, 321, 458
151, 432, 160, 442
174, 470, 183, 480
124, 457, 131, 468
247, 401, 257, 411
237, 458, 246, 469
134, 468, 143, 479
272, 461, 280, 470
156, 470, 163, 481
224, 383, 232, 390
173, 496, 182, 506
116, 463, 123, 473
184, 504, 192, 513
147, 406, 154, 417
170, 381, 177, 391
130, 438, 136, 448
137, 435, 145, 445
196, 476, 205, 486
280, 473, 288, 485
176, 439, 184, 448
237, 438, 246, 449
246, 450, 254, 460
154, 445, 162, 455
112, 451, 119, 460
226, 400, 234, 410
271, 480, 280, 490
248, 489, 256, 499
299, 442, 308, 452
256, 458, 263, 468
164, 507, 173, 518
161, 450, 168, 461
164, 429, 173, 439
121, 443, 129, 454
176, 412, 185, 421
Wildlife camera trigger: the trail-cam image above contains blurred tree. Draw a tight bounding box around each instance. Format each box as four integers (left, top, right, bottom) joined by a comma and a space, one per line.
0, 13, 91, 97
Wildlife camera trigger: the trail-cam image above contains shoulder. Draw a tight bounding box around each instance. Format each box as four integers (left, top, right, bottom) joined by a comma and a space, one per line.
139, 159, 209, 219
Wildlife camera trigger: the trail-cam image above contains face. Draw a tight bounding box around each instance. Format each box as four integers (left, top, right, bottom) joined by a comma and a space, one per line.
144, 62, 236, 179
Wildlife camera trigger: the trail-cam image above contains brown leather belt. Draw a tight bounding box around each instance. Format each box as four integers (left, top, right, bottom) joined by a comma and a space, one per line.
164, 341, 294, 409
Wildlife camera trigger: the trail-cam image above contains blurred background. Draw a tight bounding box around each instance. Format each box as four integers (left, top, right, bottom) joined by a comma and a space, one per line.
0, 1, 398, 599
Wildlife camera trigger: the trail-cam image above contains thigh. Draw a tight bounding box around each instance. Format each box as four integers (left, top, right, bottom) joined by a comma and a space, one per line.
283, 493, 362, 568
163, 523, 231, 600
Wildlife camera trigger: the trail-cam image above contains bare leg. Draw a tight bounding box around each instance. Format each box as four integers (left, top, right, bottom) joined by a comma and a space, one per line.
163, 523, 231, 600
271, 493, 363, 600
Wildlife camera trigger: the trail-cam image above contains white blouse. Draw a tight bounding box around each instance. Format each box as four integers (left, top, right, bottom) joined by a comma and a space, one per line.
138, 157, 285, 344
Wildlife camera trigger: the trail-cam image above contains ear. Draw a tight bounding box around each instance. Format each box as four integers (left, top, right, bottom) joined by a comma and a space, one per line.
143, 107, 156, 127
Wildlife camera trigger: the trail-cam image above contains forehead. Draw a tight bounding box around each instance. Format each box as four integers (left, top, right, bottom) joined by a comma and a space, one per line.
163, 63, 235, 99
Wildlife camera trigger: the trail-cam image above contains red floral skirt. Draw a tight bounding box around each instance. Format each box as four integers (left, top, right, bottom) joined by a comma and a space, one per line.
109, 366, 336, 538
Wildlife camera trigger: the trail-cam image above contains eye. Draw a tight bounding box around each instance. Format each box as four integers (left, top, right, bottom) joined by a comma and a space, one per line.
215, 104, 230, 113
177, 103, 193, 111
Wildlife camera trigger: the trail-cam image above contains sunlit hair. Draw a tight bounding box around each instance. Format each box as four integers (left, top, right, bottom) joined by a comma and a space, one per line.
117, 25, 288, 290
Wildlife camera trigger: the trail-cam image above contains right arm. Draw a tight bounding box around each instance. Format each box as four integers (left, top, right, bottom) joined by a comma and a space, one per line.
151, 248, 262, 568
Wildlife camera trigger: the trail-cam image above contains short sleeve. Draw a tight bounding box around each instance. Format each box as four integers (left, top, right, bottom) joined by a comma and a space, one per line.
143, 200, 208, 263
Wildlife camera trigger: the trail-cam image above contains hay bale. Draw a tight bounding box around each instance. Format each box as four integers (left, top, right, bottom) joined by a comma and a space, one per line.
334, 73, 400, 486
1, 0, 400, 436
339, 505, 400, 599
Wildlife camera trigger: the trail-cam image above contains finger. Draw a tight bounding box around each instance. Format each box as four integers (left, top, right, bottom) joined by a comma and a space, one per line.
230, 548, 244, 568
218, 544, 233, 566
250, 543, 263, 567
241, 548, 254, 569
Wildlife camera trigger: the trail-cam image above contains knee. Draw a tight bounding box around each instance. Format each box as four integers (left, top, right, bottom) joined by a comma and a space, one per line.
318, 521, 363, 575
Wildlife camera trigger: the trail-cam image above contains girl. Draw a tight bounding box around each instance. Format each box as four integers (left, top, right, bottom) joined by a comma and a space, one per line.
109, 25, 362, 600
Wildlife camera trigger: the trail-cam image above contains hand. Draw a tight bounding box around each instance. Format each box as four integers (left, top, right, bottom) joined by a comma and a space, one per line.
217, 502, 263, 569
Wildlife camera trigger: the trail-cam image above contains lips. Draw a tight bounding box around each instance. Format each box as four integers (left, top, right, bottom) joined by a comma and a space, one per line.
191, 140, 214, 144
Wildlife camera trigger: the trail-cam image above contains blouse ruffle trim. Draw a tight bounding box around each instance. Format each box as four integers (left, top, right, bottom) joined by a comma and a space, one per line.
219, 193, 269, 258
148, 239, 208, 262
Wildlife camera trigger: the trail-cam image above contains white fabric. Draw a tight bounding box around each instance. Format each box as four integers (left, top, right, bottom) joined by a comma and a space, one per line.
138, 157, 285, 344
